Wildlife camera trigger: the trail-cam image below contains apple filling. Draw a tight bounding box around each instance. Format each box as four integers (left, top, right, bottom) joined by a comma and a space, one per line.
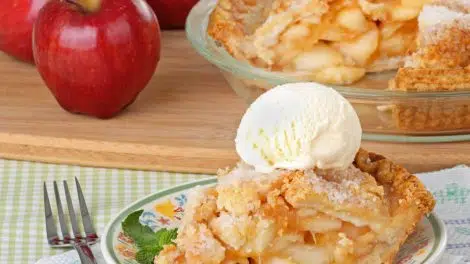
208, 0, 432, 85
156, 186, 382, 264
243, 212, 382, 264
155, 159, 424, 264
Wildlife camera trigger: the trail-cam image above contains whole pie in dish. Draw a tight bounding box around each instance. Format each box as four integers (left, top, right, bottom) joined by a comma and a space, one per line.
155, 83, 435, 264
207, 0, 431, 85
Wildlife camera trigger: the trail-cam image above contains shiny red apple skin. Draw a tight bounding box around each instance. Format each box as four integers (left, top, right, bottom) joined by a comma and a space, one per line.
33, 0, 160, 118
145, 0, 199, 29
0, 0, 48, 63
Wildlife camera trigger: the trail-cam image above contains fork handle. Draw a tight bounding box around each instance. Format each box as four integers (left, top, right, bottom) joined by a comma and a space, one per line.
73, 241, 97, 264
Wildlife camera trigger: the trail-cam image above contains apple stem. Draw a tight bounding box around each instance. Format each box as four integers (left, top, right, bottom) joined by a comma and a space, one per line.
67, 0, 102, 13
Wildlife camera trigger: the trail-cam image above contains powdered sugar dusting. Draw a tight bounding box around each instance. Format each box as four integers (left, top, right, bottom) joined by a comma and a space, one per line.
179, 186, 214, 233
315, 165, 365, 183
216, 212, 252, 236
432, 0, 470, 13
198, 226, 215, 250
419, 2, 470, 45
180, 223, 225, 263
419, 5, 464, 30
305, 165, 368, 204
218, 162, 284, 187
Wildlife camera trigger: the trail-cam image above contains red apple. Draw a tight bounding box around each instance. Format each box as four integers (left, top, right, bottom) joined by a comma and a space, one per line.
0, 0, 48, 63
145, 0, 199, 29
33, 0, 160, 118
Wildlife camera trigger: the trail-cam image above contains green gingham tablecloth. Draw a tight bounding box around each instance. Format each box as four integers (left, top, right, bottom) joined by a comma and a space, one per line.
2, 158, 470, 264
0, 159, 213, 264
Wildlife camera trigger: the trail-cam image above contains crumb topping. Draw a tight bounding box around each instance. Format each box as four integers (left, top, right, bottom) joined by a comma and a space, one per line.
217, 162, 284, 189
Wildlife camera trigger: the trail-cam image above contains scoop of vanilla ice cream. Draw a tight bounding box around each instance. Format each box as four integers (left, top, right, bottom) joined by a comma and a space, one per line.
235, 82, 362, 173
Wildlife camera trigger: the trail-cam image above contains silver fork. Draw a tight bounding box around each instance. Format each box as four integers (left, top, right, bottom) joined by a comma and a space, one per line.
44, 177, 99, 264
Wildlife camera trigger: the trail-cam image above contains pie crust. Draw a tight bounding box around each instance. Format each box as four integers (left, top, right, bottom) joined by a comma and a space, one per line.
388, 0, 470, 131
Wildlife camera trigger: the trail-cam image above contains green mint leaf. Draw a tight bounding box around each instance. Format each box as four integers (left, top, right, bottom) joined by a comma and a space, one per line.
122, 211, 179, 264
135, 245, 162, 264
121, 210, 157, 247
157, 228, 178, 246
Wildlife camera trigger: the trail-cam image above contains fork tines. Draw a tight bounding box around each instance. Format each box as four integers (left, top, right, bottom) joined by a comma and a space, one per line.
43, 177, 98, 247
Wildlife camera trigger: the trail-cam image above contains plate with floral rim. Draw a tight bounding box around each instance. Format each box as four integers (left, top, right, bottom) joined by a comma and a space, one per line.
101, 178, 447, 264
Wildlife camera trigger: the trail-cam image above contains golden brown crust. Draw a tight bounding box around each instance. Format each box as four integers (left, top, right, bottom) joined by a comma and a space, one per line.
355, 149, 435, 264
207, 0, 277, 65
407, 23, 470, 69
386, 0, 470, 132
388, 68, 470, 132
391, 100, 470, 131
354, 148, 435, 216
391, 0, 470, 82
389, 68, 470, 91
207, 0, 247, 57
400, 0, 470, 69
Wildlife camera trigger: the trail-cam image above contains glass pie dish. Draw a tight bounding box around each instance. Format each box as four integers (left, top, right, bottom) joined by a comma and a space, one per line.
185, 0, 470, 143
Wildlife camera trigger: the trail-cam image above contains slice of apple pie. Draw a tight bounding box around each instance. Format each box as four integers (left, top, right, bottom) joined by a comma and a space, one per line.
155, 149, 435, 264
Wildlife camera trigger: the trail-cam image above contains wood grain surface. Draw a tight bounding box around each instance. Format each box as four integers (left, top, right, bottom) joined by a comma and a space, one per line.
0, 31, 468, 174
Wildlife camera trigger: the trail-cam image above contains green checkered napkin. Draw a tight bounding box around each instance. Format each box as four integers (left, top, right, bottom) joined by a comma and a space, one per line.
0, 159, 212, 263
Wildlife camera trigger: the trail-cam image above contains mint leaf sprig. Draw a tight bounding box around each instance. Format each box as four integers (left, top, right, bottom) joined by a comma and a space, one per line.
122, 210, 178, 264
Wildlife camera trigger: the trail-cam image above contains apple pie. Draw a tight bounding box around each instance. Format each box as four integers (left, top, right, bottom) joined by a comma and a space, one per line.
155, 149, 435, 264
388, 0, 470, 131
207, 0, 431, 85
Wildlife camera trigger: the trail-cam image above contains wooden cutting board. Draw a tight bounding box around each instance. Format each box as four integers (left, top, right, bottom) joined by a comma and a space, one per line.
0, 31, 468, 174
